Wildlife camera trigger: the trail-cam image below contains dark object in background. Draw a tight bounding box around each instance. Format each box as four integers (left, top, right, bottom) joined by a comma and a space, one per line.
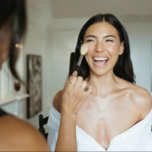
14, 81, 21, 91
39, 114, 48, 139
26, 54, 42, 118
68, 52, 76, 77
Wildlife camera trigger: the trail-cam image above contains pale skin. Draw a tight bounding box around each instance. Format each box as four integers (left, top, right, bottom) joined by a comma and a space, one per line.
0, 25, 91, 151
53, 22, 152, 150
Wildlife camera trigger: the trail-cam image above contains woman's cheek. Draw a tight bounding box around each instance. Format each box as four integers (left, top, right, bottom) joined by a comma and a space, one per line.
85, 49, 92, 66
106, 44, 120, 55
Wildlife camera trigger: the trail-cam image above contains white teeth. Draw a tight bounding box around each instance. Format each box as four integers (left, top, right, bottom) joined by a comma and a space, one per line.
93, 58, 108, 61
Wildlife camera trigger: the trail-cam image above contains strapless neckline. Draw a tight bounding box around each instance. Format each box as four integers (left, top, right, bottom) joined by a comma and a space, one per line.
51, 103, 152, 151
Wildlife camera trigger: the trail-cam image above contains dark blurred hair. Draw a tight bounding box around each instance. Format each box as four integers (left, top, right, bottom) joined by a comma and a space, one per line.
69, 14, 135, 83
0, 0, 27, 82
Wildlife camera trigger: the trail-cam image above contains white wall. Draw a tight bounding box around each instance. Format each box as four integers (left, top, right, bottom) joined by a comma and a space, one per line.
22, 18, 49, 127
124, 22, 152, 93
47, 18, 152, 108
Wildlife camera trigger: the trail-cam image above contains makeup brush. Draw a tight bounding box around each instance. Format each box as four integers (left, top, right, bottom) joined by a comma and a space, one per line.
75, 43, 89, 73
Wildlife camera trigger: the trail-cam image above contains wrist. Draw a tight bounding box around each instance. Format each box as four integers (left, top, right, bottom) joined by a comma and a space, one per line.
61, 111, 77, 122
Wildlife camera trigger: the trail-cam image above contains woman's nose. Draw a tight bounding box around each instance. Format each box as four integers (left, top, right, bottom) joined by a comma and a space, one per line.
95, 41, 104, 52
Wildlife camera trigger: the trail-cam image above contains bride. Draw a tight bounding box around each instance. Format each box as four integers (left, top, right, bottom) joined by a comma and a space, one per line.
48, 14, 152, 151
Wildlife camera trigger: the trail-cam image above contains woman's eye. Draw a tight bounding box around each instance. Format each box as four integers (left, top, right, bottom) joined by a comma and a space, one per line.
86, 39, 95, 42
105, 39, 113, 42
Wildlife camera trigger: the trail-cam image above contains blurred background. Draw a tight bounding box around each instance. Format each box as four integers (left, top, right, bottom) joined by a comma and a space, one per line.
0, 0, 152, 128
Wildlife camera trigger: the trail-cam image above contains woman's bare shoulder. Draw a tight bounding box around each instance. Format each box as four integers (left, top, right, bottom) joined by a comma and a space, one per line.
0, 115, 50, 151
53, 90, 62, 113
125, 82, 152, 119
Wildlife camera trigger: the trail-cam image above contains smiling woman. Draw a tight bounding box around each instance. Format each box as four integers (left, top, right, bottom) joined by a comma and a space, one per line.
84, 22, 124, 76
71, 14, 135, 83
48, 14, 152, 151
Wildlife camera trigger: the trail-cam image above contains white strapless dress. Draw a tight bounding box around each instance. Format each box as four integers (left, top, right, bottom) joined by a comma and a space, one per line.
47, 103, 152, 151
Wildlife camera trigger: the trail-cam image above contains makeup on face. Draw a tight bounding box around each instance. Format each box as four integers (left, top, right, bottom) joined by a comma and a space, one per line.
85, 34, 118, 49
84, 22, 123, 74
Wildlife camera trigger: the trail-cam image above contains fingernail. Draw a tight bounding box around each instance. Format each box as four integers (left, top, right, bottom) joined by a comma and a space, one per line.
73, 71, 78, 76
74, 71, 77, 74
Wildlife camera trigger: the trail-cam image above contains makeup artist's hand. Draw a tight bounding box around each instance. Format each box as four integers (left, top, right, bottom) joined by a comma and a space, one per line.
60, 71, 92, 116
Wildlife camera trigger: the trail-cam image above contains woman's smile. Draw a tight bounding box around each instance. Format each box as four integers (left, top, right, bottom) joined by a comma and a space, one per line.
92, 56, 109, 67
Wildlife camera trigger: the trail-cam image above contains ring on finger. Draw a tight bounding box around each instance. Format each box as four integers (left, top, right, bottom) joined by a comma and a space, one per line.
84, 87, 88, 91
86, 90, 92, 94
70, 81, 76, 86
81, 86, 86, 90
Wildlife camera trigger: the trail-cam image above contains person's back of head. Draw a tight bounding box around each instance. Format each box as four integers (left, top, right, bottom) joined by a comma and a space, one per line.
0, 0, 27, 81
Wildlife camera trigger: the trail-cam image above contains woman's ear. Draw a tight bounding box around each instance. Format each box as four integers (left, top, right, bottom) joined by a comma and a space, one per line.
119, 41, 124, 55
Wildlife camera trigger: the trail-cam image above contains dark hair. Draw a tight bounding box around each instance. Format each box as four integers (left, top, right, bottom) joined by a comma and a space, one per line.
69, 14, 135, 83
0, 0, 27, 82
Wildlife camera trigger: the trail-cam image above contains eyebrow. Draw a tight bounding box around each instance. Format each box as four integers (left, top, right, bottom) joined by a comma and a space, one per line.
104, 35, 117, 39
85, 35, 97, 39
85, 35, 117, 39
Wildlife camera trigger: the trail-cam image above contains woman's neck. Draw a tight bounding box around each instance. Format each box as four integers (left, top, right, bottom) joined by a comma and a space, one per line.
87, 70, 119, 96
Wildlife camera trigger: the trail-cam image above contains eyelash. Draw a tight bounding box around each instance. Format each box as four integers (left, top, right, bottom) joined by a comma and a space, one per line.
105, 39, 113, 42
86, 39, 114, 43
86, 39, 95, 42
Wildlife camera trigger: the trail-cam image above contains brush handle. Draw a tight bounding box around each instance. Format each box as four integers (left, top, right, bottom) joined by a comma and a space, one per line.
77, 55, 84, 66
75, 55, 84, 73
75, 65, 80, 73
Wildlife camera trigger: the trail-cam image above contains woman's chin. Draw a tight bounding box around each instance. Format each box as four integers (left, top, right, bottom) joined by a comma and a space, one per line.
90, 68, 110, 77
91, 71, 106, 76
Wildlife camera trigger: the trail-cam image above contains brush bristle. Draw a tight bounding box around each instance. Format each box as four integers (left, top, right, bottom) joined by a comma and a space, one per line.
80, 43, 89, 55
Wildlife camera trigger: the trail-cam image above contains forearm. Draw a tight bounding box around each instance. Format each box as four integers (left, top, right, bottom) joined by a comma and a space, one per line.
55, 113, 77, 151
